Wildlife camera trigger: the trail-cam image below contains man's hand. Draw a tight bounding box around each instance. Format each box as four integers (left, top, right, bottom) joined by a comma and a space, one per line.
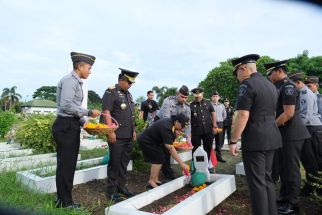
212, 127, 217, 135
91, 109, 101, 117
229, 143, 238, 156
132, 131, 137, 142
108, 132, 116, 144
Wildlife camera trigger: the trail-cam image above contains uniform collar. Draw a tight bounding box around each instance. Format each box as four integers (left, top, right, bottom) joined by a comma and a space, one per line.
71, 70, 83, 84
299, 85, 308, 92
115, 84, 127, 93
274, 77, 289, 88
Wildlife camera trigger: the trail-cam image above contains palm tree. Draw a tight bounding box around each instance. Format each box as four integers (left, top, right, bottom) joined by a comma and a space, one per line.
152, 86, 178, 106
1, 86, 22, 110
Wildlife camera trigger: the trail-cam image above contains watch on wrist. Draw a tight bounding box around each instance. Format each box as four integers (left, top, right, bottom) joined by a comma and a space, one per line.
229, 140, 237, 145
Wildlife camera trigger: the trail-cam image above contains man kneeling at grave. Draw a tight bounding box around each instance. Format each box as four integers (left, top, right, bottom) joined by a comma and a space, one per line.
138, 113, 190, 188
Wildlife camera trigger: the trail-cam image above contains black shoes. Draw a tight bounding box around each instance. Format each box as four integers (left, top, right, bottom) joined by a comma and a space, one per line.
54, 199, 81, 210
118, 187, 135, 198
217, 157, 226, 163
278, 202, 298, 214
107, 193, 124, 202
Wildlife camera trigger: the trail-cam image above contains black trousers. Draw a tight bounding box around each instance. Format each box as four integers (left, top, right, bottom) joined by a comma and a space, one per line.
279, 139, 304, 205
242, 150, 277, 215
52, 116, 80, 205
223, 125, 232, 143
107, 139, 133, 195
301, 126, 322, 190
214, 122, 224, 158
191, 133, 214, 162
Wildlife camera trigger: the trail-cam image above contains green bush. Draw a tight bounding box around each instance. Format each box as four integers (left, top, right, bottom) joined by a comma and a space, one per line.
0, 111, 16, 138
133, 108, 150, 172
15, 114, 56, 153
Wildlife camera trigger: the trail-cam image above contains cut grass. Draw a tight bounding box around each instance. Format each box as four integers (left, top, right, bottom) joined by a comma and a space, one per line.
79, 148, 107, 160
0, 171, 91, 215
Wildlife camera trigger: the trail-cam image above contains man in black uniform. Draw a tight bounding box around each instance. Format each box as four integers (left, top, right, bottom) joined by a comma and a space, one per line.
265, 60, 310, 214
53, 52, 101, 209
101, 68, 139, 201
190, 87, 217, 163
140, 90, 159, 126
223, 98, 234, 144
229, 54, 282, 215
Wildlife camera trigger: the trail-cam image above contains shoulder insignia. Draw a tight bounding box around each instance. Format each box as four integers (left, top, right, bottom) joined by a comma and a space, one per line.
168, 96, 176, 100
107, 85, 115, 90
239, 84, 248, 96
301, 90, 307, 94
284, 85, 295, 96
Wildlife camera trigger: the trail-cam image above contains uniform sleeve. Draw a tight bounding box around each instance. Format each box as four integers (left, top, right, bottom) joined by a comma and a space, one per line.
59, 79, 89, 117
222, 104, 227, 120
236, 83, 253, 111
158, 98, 171, 118
102, 89, 115, 112
281, 84, 297, 105
208, 102, 215, 113
184, 106, 191, 137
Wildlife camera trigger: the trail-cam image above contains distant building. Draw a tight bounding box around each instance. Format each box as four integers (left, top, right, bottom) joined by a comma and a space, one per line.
21, 99, 57, 114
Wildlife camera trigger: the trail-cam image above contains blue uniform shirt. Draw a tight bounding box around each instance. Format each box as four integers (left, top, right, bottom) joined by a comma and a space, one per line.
299, 85, 322, 126
56, 71, 89, 118
156, 96, 191, 137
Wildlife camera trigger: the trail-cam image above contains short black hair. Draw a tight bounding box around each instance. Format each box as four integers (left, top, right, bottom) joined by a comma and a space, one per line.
73, 61, 85, 70
147, 90, 153, 95
172, 113, 189, 128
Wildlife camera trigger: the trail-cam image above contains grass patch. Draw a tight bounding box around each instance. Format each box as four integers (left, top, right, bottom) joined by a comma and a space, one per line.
34, 162, 104, 178
79, 148, 107, 160
0, 171, 91, 215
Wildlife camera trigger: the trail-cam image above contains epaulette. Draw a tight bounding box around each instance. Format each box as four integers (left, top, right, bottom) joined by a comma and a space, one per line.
168, 96, 176, 100
107, 86, 116, 91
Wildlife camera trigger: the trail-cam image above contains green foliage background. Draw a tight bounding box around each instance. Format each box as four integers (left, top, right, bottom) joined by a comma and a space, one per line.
15, 114, 56, 153
0, 111, 16, 138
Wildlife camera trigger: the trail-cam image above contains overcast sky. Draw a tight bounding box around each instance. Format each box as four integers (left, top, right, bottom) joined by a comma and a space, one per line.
0, 0, 321, 102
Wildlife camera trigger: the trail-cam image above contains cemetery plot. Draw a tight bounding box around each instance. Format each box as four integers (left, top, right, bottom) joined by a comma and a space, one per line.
17, 157, 132, 193
106, 174, 236, 215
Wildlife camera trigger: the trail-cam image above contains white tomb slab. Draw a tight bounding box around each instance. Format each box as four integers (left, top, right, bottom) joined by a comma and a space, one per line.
235, 162, 245, 175
17, 157, 132, 193
0, 149, 33, 159
106, 174, 236, 215
0, 153, 81, 172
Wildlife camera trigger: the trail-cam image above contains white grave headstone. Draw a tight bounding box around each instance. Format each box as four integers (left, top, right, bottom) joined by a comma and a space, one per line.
193, 144, 215, 183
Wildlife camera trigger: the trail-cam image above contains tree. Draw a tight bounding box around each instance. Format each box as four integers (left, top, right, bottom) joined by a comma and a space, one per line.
199, 56, 276, 105
1, 86, 22, 111
152, 86, 178, 106
88, 90, 101, 104
32, 86, 56, 102
135, 96, 145, 105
